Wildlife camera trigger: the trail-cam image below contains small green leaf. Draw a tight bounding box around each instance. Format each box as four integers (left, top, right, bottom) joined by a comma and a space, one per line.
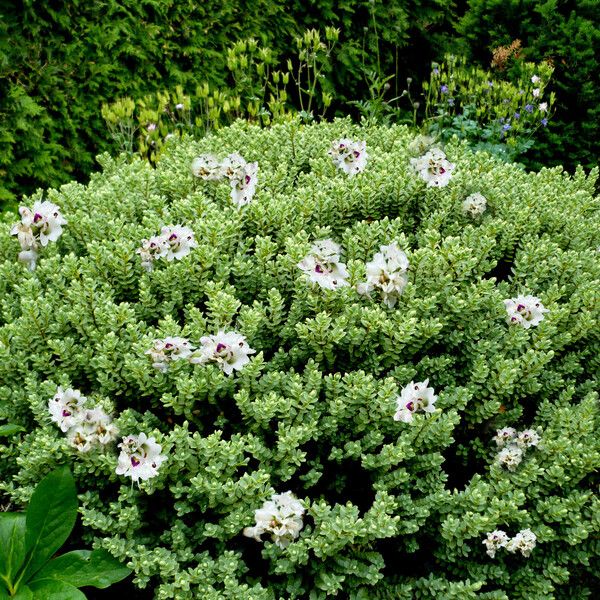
28, 579, 85, 600
0, 425, 24, 438
0, 513, 26, 587
30, 549, 131, 589
22, 467, 78, 582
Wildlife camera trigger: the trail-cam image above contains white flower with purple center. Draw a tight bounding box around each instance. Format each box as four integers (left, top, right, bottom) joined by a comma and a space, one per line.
67, 407, 119, 453
159, 225, 197, 261
329, 139, 368, 176
191, 154, 223, 180
410, 148, 455, 187
48, 387, 87, 432
393, 379, 438, 423
146, 336, 194, 372
137, 235, 168, 271
229, 161, 259, 207
515, 429, 540, 449
493, 427, 517, 448
482, 530, 510, 558
115, 433, 166, 482
243, 491, 305, 548
506, 528, 537, 557
11, 201, 67, 270
297, 239, 349, 290
504, 295, 548, 329
496, 444, 524, 471
190, 330, 256, 376
356, 242, 409, 308
462, 192, 487, 217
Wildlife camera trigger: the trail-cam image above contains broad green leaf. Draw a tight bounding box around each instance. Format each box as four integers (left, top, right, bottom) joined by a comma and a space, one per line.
22, 467, 78, 582
0, 514, 26, 586
30, 549, 131, 589
10, 584, 33, 599
0, 424, 24, 437
29, 579, 85, 600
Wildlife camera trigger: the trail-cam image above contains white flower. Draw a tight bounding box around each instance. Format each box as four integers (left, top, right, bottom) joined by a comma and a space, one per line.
48, 387, 87, 433
482, 530, 510, 558
410, 148, 455, 187
115, 433, 166, 482
229, 161, 259, 207
329, 139, 368, 176
191, 154, 223, 181
190, 331, 255, 376
539, 102, 548, 113
532, 88, 541, 98
243, 491, 305, 548
17, 248, 39, 271
504, 295, 548, 329
357, 242, 409, 308
297, 239, 349, 290
146, 337, 194, 372
408, 134, 436, 156
175, 103, 184, 110
159, 225, 197, 261
221, 153, 248, 179
137, 235, 168, 271
10, 222, 37, 251
19, 201, 67, 247
531, 75, 540, 84
67, 407, 118, 452
393, 379, 438, 423
462, 192, 487, 217
493, 427, 517, 448
506, 528, 537, 557
496, 444, 524, 471
515, 429, 540, 449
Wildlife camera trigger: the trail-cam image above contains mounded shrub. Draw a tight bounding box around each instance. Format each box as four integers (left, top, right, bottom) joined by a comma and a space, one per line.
0, 120, 599, 599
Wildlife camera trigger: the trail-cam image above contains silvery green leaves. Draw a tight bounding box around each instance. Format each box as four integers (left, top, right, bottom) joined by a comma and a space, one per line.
0, 468, 130, 598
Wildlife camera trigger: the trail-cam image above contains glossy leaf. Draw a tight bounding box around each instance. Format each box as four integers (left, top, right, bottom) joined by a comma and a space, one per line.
30, 549, 131, 589
22, 467, 77, 582
0, 513, 26, 588
28, 579, 85, 600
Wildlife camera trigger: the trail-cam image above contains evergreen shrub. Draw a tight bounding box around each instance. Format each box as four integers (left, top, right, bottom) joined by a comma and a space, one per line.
0, 120, 599, 598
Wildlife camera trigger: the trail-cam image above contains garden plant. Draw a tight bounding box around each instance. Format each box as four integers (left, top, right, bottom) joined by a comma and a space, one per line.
0, 119, 598, 598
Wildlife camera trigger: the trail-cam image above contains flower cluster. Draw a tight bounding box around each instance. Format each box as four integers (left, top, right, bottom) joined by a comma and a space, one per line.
146, 331, 255, 376
191, 152, 259, 207
297, 239, 349, 290
356, 242, 410, 308
504, 295, 548, 329
328, 139, 368, 176
462, 192, 487, 217
393, 380, 438, 423
10, 201, 67, 270
189, 331, 256, 376
115, 433, 167, 483
48, 387, 118, 453
410, 148, 455, 187
494, 427, 540, 471
243, 491, 305, 548
145, 337, 194, 372
137, 225, 197, 271
483, 528, 537, 558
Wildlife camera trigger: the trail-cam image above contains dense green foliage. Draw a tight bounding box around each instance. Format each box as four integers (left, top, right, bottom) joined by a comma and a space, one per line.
0, 121, 598, 598
456, 0, 600, 171
1, 0, 452, 206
